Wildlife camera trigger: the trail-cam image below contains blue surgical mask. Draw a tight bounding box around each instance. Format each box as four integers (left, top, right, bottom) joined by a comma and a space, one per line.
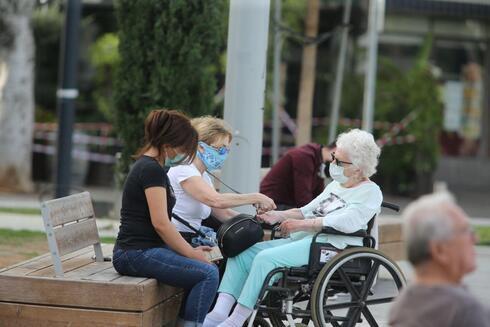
329, 162, 349, 184
196, 141, 229, 171
165, 153, 185, 168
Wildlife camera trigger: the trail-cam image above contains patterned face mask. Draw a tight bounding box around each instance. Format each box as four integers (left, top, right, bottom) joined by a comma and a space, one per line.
196, 141, 230, 171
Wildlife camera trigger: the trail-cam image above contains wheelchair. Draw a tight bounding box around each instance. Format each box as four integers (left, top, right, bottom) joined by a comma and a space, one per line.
248, 202, 406, 327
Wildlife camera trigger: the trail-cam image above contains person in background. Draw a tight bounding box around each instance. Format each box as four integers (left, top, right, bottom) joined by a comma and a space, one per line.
389, 192, 490, 327
167, 116, 276, 243
260, 142, 336, 210
112, 109, 219, 327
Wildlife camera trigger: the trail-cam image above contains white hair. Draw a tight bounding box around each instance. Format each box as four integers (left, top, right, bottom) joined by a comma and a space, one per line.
402, 192, 457, 266
336, 129, 380, 178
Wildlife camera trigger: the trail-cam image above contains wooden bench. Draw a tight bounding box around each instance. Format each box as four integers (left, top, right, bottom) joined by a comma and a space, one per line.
0, 192, 183, 326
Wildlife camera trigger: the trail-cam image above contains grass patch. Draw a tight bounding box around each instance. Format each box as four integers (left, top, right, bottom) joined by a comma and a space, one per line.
0, 228, 115, 245
476, 226, 490, 246
0, 207, 41, 215
0, 228, 46, 245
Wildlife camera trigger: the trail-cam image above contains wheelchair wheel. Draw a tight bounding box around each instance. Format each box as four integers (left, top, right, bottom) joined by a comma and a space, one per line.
311, 248, 406, 327
247, 316, 271, 327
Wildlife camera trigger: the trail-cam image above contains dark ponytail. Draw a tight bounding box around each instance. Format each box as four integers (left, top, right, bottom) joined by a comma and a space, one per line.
134, 109, 198, 162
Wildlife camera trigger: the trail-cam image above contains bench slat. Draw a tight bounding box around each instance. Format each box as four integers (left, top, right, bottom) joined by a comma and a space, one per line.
0, 302, 144, 326
0, 272, 183, 311
64, 261, 114, 279
56, 218, 100, 256
42, 191, 95, 227
1, 247, 95, 276
82, 266, 121, 282
111, 274, 149, 284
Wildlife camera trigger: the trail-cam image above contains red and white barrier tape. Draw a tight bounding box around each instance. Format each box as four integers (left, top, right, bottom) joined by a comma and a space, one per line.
376, 111, 418, 147
35, 122, 113, 133
33, 130, 122, 147
266, 112, 413, 135
33, 144, 116, 164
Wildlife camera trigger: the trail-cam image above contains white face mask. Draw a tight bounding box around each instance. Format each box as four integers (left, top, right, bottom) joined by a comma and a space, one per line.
329, 162, 349, 184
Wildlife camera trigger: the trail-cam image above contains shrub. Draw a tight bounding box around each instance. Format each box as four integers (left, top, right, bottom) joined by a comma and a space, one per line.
114, 0, 225, 177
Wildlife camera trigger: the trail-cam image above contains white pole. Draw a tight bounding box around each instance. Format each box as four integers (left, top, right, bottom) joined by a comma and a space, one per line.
271, 0, 282, 164
328, 0, 352, 144
221, 0, 271, 214
362, 0, 379, 133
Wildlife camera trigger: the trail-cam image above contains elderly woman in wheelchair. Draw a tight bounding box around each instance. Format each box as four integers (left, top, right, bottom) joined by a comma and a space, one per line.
204, 129, 405, 327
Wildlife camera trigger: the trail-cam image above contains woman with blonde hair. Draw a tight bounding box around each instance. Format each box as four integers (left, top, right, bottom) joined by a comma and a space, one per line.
168, 116, 275, 243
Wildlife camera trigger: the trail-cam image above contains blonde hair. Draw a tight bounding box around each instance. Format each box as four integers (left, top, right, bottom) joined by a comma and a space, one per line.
191, 116, 233, 145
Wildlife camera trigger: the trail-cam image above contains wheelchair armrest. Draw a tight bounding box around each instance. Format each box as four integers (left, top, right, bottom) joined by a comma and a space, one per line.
320, 226, 368, 237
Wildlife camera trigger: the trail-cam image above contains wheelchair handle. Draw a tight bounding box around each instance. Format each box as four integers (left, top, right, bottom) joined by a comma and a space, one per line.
381, 201, 400, 212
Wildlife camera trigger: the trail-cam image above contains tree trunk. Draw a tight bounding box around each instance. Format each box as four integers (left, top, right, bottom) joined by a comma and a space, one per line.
295, 0, 320, 146
0, 1, 35, 192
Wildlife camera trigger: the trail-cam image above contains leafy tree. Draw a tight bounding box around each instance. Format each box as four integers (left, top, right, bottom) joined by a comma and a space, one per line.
337, 36, 443, 196
31, 4, 62, 122
114, 0, 225, 177
89, 33, 119, 123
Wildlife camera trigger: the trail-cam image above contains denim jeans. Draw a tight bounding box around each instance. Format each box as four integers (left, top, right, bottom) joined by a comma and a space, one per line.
113, 246, 219, 324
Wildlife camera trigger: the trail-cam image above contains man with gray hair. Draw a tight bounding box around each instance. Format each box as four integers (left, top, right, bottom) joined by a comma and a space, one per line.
389, 193, 489, 326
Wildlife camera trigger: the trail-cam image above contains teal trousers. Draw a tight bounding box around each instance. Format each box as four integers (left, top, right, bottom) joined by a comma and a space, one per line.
218, 236, 314, 309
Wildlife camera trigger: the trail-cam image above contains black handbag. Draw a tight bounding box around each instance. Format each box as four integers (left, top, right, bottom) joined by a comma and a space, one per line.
217, 214, 264, 258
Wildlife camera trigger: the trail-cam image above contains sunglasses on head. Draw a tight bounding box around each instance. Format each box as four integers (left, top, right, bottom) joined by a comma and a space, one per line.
331, 152, 353, 167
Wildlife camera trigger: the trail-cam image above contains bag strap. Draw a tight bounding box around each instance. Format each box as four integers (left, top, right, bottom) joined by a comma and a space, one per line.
171, 213, 206, 238
205, 170, 258, 212
205, 170, 242, 194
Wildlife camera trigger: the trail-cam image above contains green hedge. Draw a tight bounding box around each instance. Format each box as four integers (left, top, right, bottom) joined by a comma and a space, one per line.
114, 0, 225, 177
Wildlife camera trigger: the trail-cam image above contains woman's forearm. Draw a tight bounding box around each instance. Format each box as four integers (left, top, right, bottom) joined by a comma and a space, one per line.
281, 208, 305, 220
210, 192, 261, 209
154, 221, 195, 258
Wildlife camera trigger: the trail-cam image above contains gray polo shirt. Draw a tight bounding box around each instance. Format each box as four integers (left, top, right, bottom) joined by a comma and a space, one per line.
389, 284, 490, 327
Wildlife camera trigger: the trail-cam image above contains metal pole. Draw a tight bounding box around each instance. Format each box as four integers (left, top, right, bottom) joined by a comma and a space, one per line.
328, 0, 352, 144
362, 0, 379, 133
222, 0, 271, 214
271, 0, 282, 164
55, 0, 81, 198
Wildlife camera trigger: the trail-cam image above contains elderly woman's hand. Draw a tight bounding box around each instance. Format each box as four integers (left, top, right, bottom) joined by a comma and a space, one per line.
257, 210, 285, 225
278, 219, 319, 237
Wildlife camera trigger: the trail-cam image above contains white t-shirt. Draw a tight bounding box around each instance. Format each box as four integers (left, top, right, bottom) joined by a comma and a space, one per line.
167, 164, 213, 232
295, 180, 383, 249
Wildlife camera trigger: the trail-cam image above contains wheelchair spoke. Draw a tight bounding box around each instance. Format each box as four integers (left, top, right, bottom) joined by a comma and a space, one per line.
337, 267, 361, 300
365, 297, 396, 305
324, 301, 358, 311
361, 306, 378, 327
346, 307, 362, 327
360, 261, 380, 300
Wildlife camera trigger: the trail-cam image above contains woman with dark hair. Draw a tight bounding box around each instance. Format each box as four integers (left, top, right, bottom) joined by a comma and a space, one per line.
113, 109, 219, 327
